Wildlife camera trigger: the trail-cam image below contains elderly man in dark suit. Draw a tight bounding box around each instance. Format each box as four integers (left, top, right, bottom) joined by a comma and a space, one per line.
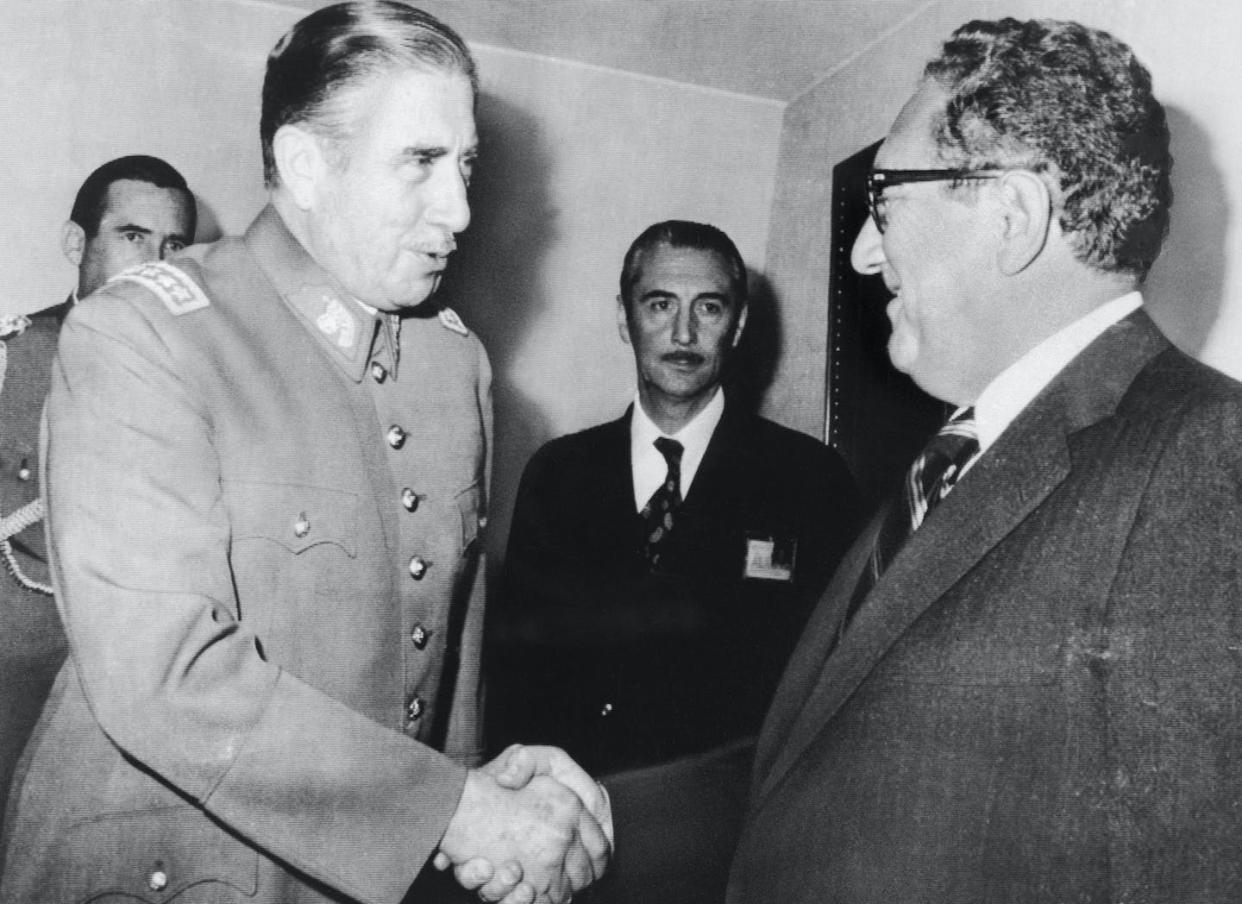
0, 153, 194, 824
479, 16, 1242, 904
492, 221, 860, 775
723, 17, 1242, 904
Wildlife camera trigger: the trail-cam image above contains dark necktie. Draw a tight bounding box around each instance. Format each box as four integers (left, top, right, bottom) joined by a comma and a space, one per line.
641, 437, 684, 567
843, 407, 979, 629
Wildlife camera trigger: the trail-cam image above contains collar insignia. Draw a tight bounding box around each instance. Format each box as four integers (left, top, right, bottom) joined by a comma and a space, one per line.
316, 295, 358, 350
438, 306, 469, 337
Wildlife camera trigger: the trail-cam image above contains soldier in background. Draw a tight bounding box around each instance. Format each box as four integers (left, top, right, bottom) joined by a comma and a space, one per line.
0, 153, 194, 824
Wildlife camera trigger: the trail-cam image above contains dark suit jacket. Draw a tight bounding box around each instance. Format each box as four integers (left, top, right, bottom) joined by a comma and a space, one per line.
0, 300, 69, 824
723, 310, 1242, 903
492, 403, 860, 775
604, 310, 1242, 904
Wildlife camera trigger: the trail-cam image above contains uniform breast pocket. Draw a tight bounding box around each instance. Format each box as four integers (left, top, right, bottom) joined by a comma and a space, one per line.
53, 805, 258, 902
225, 481, 359, 633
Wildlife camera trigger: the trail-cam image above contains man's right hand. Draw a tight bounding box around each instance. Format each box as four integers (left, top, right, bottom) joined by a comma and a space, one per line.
438, 762, 610, 904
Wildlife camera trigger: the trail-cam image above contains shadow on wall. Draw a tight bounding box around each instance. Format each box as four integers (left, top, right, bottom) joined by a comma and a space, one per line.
1145, 105, 1228, 357
434, 92, 557, 578
727, 267, 782, 415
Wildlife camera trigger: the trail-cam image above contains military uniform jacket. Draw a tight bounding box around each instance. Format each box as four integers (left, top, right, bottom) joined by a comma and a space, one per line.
494, 404, 860, 774
1, 206, 492, 904
0, 299, 69, 590
0, 301, 69, 828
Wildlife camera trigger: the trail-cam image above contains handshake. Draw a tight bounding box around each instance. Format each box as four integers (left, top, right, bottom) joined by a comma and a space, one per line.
435, 744, 614, 904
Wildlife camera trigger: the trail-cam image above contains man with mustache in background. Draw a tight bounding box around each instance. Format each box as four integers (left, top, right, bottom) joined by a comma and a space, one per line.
493, 221, 859, 778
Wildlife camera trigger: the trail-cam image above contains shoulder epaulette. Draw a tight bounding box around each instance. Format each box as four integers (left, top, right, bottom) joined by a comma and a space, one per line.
0, 314, 31, 340
109, 261, 211, 316
438, 306, 470, 337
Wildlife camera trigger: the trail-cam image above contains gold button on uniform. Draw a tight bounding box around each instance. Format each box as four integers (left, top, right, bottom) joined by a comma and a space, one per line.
147, 869, 168, 892
407, 696, 425, 720
411, 625, 429, 649
370, 361, 387, 383
401, 487, 419, 512
386, 425, 407, 449
293, 512, 310, 538
408, 556, 428, 580
17, 458, 31, 481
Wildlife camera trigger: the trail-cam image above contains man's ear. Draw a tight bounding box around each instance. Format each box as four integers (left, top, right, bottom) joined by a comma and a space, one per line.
616, 294, 632, 345
731, 303, 749, 348
273, 124, 328, 211
61, 221, 86, 268
996, 170, 1052, 276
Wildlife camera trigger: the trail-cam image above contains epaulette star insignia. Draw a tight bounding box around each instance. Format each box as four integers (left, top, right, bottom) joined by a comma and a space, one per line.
110, 261, 211, 316
438, 307, 470, 337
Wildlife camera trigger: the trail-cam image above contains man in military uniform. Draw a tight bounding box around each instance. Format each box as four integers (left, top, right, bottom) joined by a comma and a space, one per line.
0, 5, 608, 904
0, 154, 194, 824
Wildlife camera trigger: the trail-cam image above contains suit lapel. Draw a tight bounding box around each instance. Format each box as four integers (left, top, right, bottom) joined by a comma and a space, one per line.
681, 403, 752, 513
753, 310, 1170, 806
603, 408, 640, 524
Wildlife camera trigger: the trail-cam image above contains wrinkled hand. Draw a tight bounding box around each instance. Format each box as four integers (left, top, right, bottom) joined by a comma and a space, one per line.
436, 751, 610, 904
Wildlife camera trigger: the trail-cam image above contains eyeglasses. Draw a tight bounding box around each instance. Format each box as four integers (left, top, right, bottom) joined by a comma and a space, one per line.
866, 168, 1005, 233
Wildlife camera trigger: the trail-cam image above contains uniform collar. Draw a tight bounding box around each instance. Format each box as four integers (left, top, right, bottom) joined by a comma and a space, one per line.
244, 205, 391, 383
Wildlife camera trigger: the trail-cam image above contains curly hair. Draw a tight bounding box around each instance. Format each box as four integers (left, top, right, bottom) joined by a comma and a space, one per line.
924, 18, 1172, 280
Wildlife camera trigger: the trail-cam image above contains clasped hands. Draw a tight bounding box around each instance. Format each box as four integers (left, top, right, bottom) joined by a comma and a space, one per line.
436, 744, 614, 904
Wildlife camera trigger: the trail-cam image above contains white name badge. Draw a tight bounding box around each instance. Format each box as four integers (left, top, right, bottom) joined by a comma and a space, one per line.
744, 534, 796, 582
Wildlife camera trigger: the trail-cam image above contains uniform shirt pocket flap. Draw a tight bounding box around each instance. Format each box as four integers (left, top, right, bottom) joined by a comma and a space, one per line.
57, 805, 258, 901
228, 481, 359, 557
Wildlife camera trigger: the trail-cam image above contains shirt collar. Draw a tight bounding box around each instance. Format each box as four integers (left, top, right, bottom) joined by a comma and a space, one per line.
244, 205, 386, 383
630, 387, 725, 510
971, 291, 1143, 452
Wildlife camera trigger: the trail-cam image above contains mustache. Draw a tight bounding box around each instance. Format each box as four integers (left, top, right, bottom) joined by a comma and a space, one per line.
661, 351, 705, 366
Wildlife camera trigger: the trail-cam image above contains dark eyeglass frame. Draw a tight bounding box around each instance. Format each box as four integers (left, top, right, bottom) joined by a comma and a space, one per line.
866, 168, 1006, 233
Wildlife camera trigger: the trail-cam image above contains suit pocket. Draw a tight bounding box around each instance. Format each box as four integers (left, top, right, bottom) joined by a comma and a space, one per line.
53, 805, 258, 902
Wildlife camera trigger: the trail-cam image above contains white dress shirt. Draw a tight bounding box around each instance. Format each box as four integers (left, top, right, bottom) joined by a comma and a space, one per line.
630, 388, 725, 512
963, 292, 1143, 464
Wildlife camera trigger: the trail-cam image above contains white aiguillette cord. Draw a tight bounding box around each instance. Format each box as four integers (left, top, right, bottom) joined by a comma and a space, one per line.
1, 498, 52, 596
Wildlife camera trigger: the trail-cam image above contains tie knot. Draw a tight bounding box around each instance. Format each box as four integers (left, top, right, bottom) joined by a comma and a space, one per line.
925, 407, 978, 461
654, 437, 684, 466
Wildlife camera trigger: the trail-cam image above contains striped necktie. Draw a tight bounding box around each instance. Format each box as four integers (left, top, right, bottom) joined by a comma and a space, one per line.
843, 408, 979, 629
